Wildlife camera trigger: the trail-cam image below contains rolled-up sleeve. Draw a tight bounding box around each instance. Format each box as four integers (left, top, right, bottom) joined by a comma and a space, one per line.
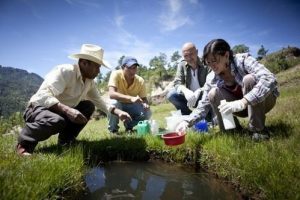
242, 56, 278, 105
86, 83, 109, 115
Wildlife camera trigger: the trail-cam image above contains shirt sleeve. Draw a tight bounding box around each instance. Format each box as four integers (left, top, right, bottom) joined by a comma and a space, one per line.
138, 79, 147, 98
86, 82, 109, 115
173, 61, 186, 91
240, 55, 278, 105
108, 71, 118, 88
187, 71, 217, 125
30, 66, 69, 108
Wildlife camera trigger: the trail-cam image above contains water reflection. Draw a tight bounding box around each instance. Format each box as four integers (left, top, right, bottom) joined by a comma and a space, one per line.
83, 161, 239, 200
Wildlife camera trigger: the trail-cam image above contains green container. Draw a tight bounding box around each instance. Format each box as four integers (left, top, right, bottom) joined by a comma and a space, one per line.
137, 120, 150, 136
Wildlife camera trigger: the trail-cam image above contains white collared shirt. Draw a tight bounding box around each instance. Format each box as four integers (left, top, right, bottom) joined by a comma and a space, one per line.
189, 68, 201, 92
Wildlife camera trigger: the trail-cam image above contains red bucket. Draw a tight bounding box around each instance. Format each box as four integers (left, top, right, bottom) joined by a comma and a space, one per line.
161, 132, 186, 146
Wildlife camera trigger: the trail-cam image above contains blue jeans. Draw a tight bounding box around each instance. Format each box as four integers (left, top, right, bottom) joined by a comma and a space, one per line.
167, 88, 214, 122
167, 88, 193, 115
108, 100, 152, 132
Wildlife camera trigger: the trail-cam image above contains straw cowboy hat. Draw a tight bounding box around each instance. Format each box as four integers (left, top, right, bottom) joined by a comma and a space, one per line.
69, 44, 110, 69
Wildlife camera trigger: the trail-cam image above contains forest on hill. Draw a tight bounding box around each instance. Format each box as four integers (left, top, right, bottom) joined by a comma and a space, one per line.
0, 65, 43, 118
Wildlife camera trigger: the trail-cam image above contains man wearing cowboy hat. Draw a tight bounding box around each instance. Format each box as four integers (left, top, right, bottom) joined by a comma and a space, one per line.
108, 56, 151, 133
16, 44, 131, 156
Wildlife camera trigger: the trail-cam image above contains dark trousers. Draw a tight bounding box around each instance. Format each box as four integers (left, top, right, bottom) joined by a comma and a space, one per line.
18, 100, 95, 152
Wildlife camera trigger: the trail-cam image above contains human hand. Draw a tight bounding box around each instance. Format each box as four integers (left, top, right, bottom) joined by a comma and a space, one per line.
194, 88, 203, 100
176, 121, 189, 132
130, 96, 143, 103
118, 111, 132, 122
142, 102, 150, 110
218, 99, 247, 115
66, 108, 88, 124
184, 89, 197, 108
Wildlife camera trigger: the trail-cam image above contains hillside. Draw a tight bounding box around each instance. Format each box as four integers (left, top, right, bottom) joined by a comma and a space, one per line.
261, 46, 300, 73
0, 65, 43, 118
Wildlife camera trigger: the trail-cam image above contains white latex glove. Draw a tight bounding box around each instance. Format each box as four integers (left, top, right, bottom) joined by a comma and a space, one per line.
218, 99, 247, 115
193, 88, 203, 100
183, 89, 197, 108
176, 121, 189, 132
179, 86, 197, 107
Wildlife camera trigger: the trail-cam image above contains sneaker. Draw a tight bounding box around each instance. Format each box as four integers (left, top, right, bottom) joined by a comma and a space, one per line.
16, 144, 32, 156
251, 130, 270, 142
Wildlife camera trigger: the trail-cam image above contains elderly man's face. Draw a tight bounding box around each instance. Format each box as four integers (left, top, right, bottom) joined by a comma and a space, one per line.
182, 47, 198, 65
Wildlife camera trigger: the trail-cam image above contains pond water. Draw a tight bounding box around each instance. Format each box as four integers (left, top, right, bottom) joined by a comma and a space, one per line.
81, 161, 240, 200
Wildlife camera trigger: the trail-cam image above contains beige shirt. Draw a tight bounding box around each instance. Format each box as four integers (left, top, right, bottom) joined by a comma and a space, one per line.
29, 64, 109, 114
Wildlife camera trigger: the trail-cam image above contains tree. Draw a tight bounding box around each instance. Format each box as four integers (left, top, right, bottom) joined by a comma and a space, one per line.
149, 53, 168, 79
232, 44, 250, 54
257, 45, 269, 60
118, 55, 125, 67
96, 72, 104, 84
170, 51, 181, 62
167, 50, 182, 76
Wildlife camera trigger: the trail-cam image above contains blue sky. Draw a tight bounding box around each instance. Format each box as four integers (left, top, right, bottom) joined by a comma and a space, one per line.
1, 0, 299, 78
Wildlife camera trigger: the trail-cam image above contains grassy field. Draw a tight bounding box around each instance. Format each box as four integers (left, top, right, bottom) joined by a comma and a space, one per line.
1, 66, 300, 199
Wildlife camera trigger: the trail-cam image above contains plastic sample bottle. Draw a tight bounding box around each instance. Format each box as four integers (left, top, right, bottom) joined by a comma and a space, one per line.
150, 120, 159, 134
220, 100, 236, 130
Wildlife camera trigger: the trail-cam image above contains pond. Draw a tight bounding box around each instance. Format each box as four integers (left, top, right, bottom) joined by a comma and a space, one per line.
81, 161, 240, 200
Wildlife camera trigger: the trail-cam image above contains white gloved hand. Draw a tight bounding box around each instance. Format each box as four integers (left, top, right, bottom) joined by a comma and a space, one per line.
218, 99, 247, 115
193, 88, 203, 100
178, 85, 197, 108
176, 121, 189, 132
184, 89, 197, 107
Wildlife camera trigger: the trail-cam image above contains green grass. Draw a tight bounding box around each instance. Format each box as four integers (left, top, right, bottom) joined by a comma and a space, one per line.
1, 66, 300, 199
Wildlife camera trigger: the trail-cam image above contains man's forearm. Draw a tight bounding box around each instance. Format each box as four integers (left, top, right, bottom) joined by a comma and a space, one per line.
49, 103, 70, 115
109, 91, 133, 102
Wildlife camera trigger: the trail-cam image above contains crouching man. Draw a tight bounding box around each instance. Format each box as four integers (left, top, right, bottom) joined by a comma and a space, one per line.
17, 44, 131, 156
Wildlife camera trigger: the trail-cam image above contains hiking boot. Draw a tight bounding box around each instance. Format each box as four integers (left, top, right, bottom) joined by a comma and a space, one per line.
16, 143, 32, 156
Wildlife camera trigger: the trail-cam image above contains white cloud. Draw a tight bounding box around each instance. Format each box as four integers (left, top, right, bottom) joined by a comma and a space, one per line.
105, 26, 179, 69
159, 0, 192, 32
106, 28, 154, 68
189, 0, 199, 4
64, 0, 100, 8
114, 15, 125, 27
